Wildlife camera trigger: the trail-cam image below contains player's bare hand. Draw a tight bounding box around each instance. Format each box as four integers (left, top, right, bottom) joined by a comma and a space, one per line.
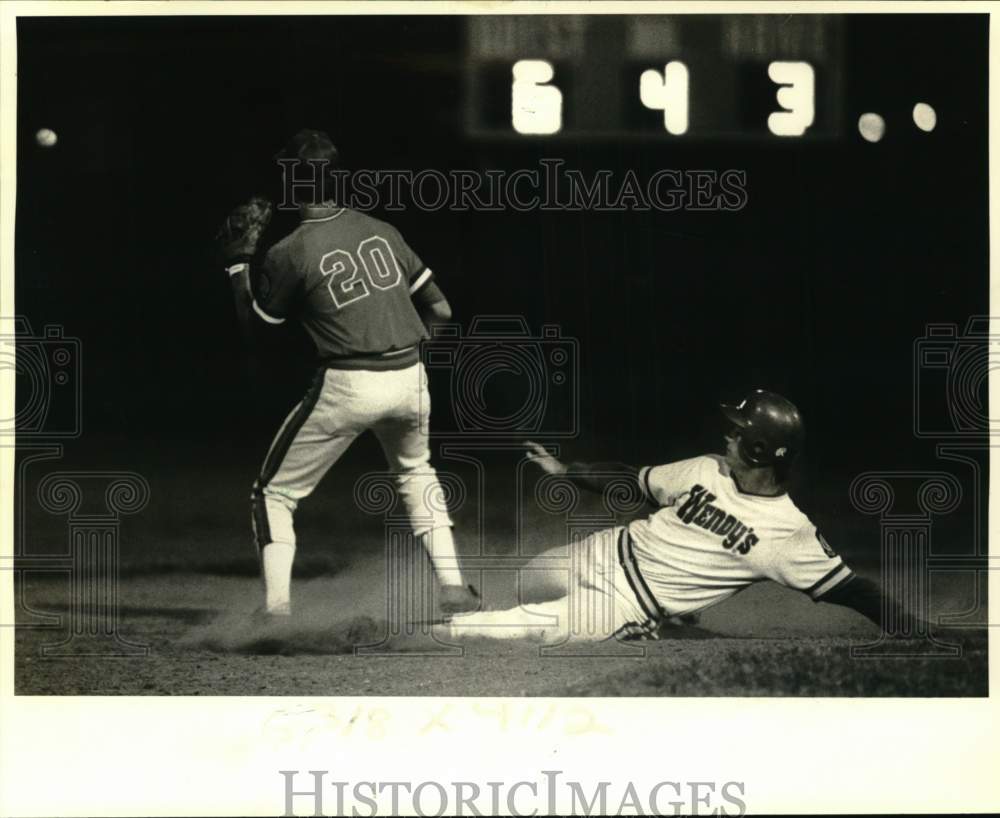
524, 441, 568, 475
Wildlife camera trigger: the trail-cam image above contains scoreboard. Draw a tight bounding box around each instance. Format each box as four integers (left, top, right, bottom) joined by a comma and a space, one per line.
464, 15, 845, 140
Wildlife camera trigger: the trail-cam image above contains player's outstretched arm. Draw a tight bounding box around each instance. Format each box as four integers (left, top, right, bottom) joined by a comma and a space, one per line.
524, 441, 640, 496
819, 574, 924, 632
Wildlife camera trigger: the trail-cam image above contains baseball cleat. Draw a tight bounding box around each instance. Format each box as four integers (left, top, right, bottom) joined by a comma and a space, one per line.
439, 583, 481, 614
244, 608, 294, 654
252, 606, 291, 623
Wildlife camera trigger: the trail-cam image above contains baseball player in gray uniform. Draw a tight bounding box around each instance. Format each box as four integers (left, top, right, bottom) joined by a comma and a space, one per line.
439, 390, 915, 642
220, 130, 478, 618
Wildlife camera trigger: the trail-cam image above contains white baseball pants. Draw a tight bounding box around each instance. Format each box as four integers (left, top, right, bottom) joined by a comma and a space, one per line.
447, 527, 658, 643
250, 362, 454, 580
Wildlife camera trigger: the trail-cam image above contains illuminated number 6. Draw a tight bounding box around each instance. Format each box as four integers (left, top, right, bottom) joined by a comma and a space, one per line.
511, 60, 562, 135
767, 61, 815, 137
320, 249, 368, 309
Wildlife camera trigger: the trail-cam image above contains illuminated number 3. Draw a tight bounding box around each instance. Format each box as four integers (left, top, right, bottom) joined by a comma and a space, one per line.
319, 235, 403, 309
767, 61, 815, 137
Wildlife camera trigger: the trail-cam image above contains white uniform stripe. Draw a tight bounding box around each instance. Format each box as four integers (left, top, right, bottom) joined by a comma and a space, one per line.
252, 299, 286, 325
301, 208, 346, 224
381, 345, 417, 357
409, 267, 433, 294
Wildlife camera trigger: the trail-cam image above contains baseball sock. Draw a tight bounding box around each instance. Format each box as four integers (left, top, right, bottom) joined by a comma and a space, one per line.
261, 542, 295, 615
420, 526, 465, 587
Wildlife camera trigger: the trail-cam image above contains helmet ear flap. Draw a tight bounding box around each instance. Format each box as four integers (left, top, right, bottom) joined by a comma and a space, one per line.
740, 436, 768, 465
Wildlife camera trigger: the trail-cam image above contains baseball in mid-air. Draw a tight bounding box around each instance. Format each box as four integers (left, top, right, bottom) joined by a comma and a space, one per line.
35, 128, 58, 148
858, 112, 886, 143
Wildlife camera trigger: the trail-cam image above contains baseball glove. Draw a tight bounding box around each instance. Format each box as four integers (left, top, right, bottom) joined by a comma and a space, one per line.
215, 196, 273, 266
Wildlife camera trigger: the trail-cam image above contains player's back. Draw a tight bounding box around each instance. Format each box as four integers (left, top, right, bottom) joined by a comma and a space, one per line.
628, 455, 851, 615
260, 207, 431, 369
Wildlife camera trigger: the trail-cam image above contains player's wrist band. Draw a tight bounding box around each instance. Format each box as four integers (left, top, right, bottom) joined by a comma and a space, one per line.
226, 262, 249, 277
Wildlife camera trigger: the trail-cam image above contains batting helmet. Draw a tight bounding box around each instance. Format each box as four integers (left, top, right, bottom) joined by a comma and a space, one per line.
719, 390, 805, 466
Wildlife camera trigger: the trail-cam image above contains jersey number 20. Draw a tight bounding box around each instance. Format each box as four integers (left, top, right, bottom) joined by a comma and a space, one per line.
319, 235, 403, 309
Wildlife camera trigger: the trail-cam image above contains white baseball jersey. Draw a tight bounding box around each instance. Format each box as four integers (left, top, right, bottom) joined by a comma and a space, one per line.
626, 455, 854, 617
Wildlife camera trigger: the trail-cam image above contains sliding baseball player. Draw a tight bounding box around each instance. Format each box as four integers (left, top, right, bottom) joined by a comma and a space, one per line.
440, 390, 912, 642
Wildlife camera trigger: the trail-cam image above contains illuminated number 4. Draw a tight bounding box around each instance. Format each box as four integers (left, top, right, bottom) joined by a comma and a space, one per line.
640, 61, 689, 135
320, 235, 403, 309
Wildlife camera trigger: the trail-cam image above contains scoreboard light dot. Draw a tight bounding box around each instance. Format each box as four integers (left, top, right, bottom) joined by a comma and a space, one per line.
913, 102, 937, 132
858, 113, 885, 143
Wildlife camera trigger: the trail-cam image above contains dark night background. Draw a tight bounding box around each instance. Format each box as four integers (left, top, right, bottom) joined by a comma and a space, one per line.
13, 14, 989, 569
